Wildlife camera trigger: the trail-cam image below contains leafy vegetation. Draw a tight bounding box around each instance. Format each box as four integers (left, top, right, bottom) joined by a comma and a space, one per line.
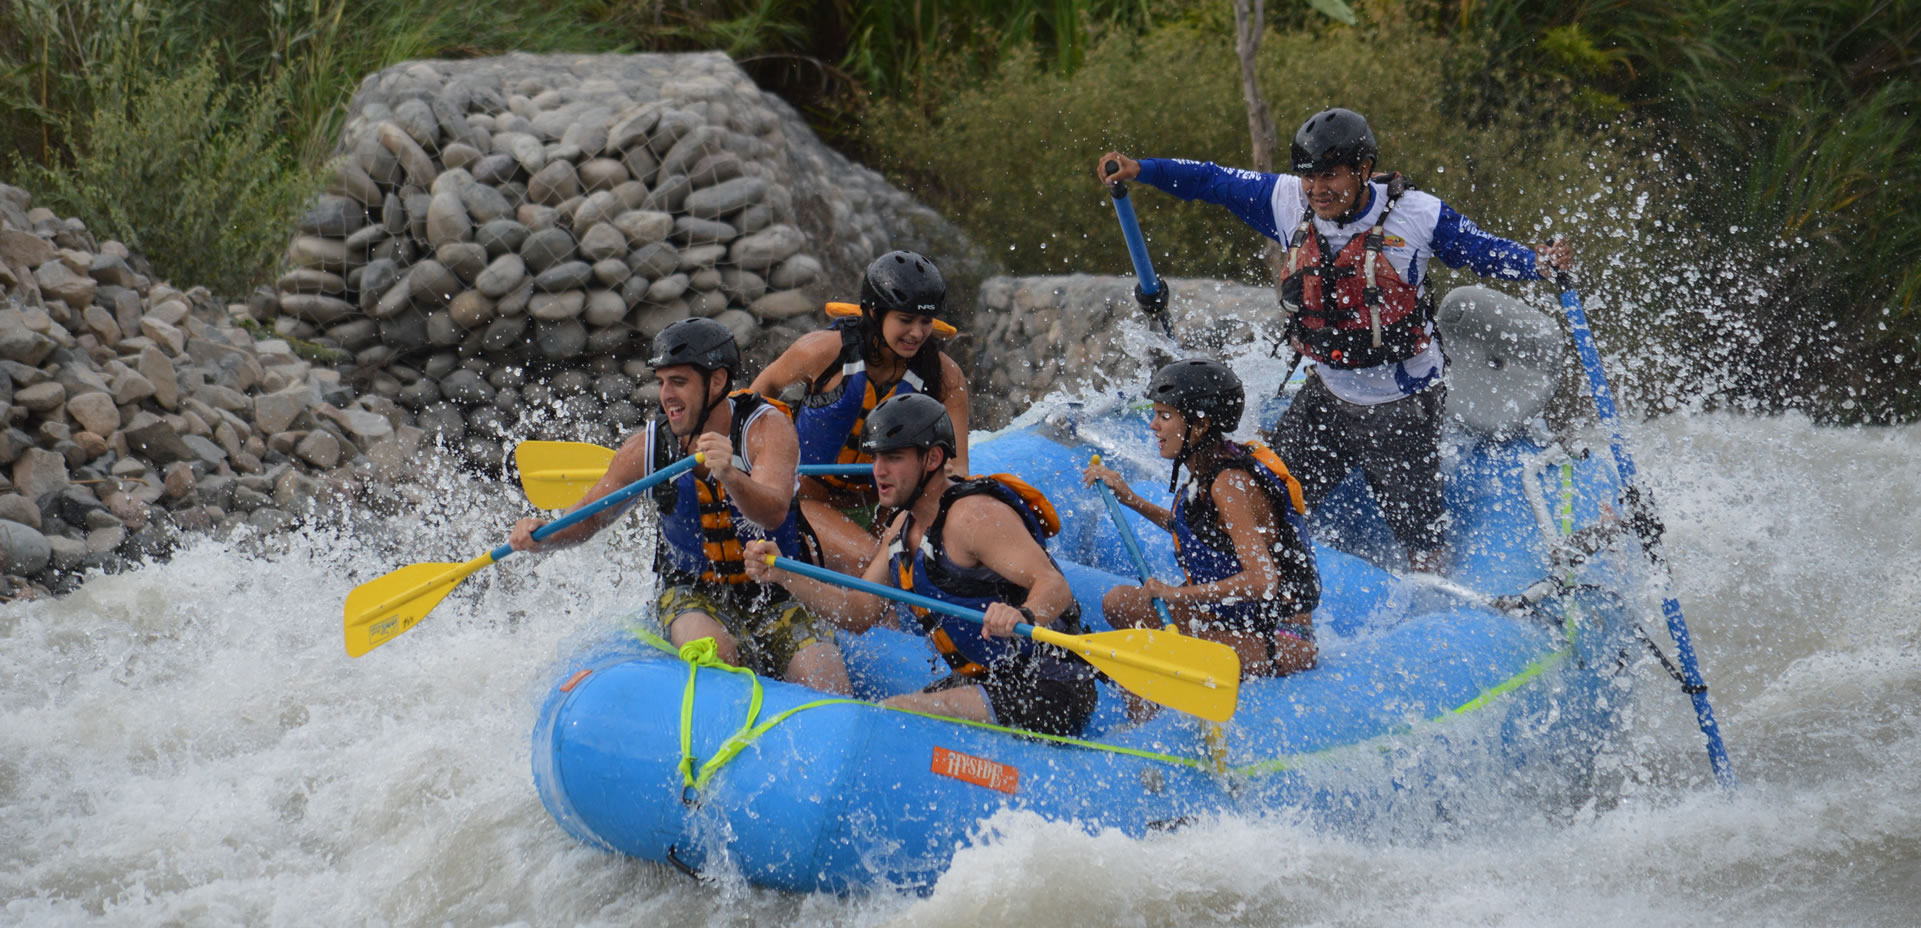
11, 53, 317, 297
1442, 0, 1921, 420
0, 0, 1913, 420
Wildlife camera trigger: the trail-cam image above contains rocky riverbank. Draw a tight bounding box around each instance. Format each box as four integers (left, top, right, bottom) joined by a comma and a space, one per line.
1, 185, 427, 598
1, 50, 998, 599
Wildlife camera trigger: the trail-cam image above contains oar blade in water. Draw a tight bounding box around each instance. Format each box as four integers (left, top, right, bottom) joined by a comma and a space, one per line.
515, 441, 617, 508
1034, 625, 1241, 722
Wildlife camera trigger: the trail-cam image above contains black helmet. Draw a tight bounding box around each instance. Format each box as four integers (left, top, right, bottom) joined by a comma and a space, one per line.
1148, 358, 1245, 435
648, 317, 739, 380
861, 393, 956, 456
860, 250, 946, 318
1291, 108, 1378, 173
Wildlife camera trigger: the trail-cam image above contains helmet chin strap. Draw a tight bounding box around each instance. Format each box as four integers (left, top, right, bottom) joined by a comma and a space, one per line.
680, 369, 726, 457
1168, 418, 1209, 493
905, 447, 944, 510
1332, 164, 1376, 225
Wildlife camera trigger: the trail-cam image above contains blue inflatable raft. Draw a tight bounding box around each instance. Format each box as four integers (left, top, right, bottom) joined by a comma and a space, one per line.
531, 393, 1640, 894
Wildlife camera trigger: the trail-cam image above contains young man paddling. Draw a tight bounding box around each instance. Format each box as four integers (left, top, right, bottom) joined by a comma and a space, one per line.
509, 318, 850, 694
744, 393, 1096, 736
1084, 359, 1320, 689
1097, 107, 1572, 572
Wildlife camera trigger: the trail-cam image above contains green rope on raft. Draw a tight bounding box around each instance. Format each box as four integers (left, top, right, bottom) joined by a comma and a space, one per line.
629, 625, 1208, 799
631, 490, 1604, 795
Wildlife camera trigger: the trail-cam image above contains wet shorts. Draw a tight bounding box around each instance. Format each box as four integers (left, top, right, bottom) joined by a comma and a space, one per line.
1186, 602, 1317, 643
657, 584, 837, 680
924, 647, 1098, 737
1268, 374, 1448, 554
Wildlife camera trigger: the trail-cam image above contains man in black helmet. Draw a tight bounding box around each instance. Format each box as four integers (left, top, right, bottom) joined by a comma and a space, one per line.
510, 318, 851, 693
744, 393, 1098, 736
1097, 108, 1572, 571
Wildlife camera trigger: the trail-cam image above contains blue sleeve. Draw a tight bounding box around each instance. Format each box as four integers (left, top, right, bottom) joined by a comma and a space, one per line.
1136, 158, 1283, 241
1430, 203, 1541, 281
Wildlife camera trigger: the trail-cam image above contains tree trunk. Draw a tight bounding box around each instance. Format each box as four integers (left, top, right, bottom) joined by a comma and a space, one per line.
1233, 0, 1288, 294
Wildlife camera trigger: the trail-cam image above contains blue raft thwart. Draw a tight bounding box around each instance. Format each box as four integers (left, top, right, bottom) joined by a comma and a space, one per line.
532, 398, 1639, 893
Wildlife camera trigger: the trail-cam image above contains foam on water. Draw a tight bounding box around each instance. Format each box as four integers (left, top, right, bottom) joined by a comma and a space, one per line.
3, 407, 1917, 926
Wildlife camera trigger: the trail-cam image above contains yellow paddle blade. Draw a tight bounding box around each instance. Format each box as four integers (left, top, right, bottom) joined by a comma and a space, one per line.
342, 556, 493, 657
515, 441, 617, 509
1033, 625, 1242, 722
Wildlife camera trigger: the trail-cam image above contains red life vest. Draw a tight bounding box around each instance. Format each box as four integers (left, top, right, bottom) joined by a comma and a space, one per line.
1280, 194, 1429, 370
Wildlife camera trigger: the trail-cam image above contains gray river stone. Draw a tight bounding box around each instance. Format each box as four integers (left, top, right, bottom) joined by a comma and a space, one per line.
407, 260, 461, 306
298, 195, 368, 236
0, 519, 51, 575
578, 223, 627, 263
519, 227, 576, 272
641, 173, 691, 213
471, 153, 519, 186
673, 216, 735, 247
614, 210, 672, 248
730, 223, 804, 271
426, 193, 472, 247
628, 241, 679, 279
475, 254, 527, 298
533, 261, 594, 293
528, 160, 581, 206
684, 176, 766, 219
529, 291, 586, 321
475, 219, 530, 256
536, 319, 587, 359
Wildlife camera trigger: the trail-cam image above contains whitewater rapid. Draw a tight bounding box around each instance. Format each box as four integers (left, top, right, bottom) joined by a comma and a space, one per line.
3, 407, 1917, 926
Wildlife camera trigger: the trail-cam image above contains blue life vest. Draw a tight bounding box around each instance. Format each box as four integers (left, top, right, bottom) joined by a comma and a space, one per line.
794, 318, 926, 492
887, 477, 1080, 675
1171, 441, 1321, 626
645, 391, 807, 593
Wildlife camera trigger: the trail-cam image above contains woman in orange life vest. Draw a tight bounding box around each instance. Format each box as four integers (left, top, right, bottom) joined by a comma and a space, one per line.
1083, 359, 1321, 696
749, 250, 970, 575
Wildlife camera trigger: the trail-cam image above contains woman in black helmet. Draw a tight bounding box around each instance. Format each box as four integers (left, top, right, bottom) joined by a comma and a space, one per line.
750, 250, 972, 574
1095, 108, 1571, 572
1083, 359, 1320, 688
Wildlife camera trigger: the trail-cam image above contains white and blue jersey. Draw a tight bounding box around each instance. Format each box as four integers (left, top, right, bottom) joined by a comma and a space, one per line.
1136, 158, 1543, 405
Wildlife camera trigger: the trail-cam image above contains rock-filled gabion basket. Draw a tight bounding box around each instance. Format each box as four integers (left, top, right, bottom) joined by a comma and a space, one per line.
275, 51, 983, 463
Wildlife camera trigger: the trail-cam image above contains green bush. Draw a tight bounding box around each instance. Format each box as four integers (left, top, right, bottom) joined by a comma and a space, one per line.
1453, 0, 1921, 421
862, 17, 1666, 290
13, 53, 319, 298
0, 0, 626, 297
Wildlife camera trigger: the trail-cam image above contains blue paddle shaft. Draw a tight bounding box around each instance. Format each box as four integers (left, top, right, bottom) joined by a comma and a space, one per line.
1093, 477, 1176, 625
797, 463, 872, 477
1558, 277, 1736, 790
1110, 186, 1161, 296
769, 555, 1037, 639
490, 454, 703, 562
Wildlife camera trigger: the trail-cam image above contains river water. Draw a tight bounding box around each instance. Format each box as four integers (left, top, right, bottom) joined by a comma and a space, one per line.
3, 400, 1917, 926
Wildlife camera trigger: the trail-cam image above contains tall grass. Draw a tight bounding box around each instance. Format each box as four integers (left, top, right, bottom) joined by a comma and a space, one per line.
1451, 0, 1921, 420
13, 53, 317, 297
0, 0, 626, 297
863, 17, 1661, 287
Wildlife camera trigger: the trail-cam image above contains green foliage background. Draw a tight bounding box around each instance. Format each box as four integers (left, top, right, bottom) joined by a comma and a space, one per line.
0, 0, 1913, 421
